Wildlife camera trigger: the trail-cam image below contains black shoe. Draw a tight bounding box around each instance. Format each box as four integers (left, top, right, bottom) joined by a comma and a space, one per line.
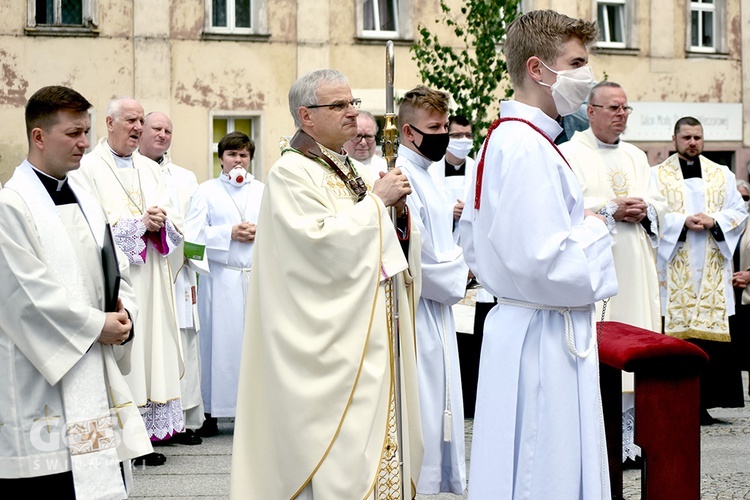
171, 429, 203, 445
623, 456, 642, 470
133, 452, 167, 466
700, 409, 721, 425
196, 416, 219, 437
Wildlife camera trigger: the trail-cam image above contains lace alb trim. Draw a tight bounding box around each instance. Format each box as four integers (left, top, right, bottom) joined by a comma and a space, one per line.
646, 203, 659, 245
597, 201, 618, 234
113, 217, 147, 264
164, 219, 183, 254
622, 406, 641, 461
139, 399, 185, 441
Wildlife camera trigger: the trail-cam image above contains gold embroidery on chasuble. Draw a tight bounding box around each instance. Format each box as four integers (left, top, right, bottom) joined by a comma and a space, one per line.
323, 172, 354, 199
67, 416, 117, 455
126, 190, 144, 216
660, 159, 729, 340
608, 166, 630, 198
376, 278, 402, 499
34, 404, 62, 433
109, 386, 135, 429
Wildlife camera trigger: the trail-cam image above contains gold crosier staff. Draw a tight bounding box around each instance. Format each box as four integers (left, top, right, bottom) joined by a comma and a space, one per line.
378, 39, 406, 500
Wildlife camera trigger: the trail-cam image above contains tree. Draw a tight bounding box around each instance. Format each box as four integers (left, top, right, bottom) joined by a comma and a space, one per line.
411, 0, 520, 147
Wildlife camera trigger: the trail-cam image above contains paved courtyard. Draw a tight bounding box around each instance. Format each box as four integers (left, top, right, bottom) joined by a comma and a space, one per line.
131, 376, 750, 499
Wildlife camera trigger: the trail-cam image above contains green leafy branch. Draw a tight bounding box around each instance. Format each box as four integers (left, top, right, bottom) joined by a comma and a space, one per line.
411, 0, 520, 148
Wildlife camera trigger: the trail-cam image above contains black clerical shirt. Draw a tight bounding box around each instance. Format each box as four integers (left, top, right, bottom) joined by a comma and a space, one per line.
32, 168, 78, 206
676, 156, 725, 242
679, 156, 702, 180
444, 159, 465, 177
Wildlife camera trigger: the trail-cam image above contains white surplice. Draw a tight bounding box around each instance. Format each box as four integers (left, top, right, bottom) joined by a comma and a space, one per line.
428, 156, 476, 243
0, 161, 152, 495
73, 139, 185, 439
460, 101, 617, 500
184, 175, 264, 417
652, 154, 747, 341
398, 147, 468, 494
160, 155, 205, 429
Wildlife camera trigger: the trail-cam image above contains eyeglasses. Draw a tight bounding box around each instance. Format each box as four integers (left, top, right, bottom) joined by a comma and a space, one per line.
352, 134, 376, 143
591, 104, 634, 114
305, 98, 362, 112
449, 132, 474, 139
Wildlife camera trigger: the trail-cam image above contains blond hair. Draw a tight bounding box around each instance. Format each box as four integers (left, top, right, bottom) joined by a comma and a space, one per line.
398, 85, 450, 131
504, 10, 598, 89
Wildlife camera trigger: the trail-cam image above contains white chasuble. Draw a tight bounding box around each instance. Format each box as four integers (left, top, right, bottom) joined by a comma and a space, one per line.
73, 139, 185, 439
230, 146, 423, 499
653, 154, 747, 341
398, 147, 468, 495
460, 101, 617, 500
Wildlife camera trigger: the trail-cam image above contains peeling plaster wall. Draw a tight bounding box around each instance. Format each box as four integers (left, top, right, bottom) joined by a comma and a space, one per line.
0, 0, 748, 184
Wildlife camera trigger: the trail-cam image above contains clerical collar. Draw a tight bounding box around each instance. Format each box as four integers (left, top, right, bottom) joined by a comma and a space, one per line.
30, 164, 78, 205
679, 156, 702, 179
594, 137, 620, 150
107, 142, 132, 159
445, 157, 466, 177
107, 143, 135, 169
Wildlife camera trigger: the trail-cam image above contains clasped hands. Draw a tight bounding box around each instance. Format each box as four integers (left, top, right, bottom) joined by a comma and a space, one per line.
373, 168, 411, 217
612, 197, 648, 223
684, 212, 716, 232
232, 222, 257, 243
142, 206, 167, 232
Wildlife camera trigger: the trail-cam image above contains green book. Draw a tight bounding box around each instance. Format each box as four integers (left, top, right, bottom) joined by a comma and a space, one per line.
184, 241, 206, 261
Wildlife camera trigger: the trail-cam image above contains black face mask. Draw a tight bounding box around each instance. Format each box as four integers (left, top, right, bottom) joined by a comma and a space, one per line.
409, 124, 449, 162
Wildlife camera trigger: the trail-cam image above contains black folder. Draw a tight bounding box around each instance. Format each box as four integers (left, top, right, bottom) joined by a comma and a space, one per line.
101, 223, 121, 312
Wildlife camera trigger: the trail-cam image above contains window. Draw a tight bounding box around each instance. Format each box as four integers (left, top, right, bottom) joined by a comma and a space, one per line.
687, 0, 727, 55
597, 0, 625, 47
364, 0, 398, 34
690, 0, 715, 51
26, 0, 98, 35
210, 115, 261, 179
594, 0, 638, 50
36, 0, 83, 25
205, 0, 268, 36
357, 0, 412, 40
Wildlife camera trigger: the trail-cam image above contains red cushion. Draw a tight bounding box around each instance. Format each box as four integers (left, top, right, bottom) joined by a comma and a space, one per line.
598, 321, 708, 373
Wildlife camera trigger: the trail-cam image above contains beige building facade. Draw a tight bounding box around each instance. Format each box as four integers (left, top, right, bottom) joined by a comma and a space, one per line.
0, 0, 748, 182
568, 0, 750, 177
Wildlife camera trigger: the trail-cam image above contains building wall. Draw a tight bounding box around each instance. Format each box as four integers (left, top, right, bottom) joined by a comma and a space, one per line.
0, 0, 747, 183
548, 0, 749, 177
0, 0, 446, 183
